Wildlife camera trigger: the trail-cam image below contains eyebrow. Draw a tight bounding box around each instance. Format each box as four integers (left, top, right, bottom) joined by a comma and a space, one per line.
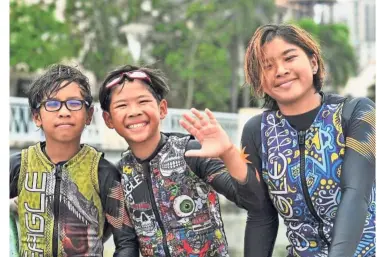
113, 95, 152, 104
46, 96, 83, 101
282, 48, 297, 55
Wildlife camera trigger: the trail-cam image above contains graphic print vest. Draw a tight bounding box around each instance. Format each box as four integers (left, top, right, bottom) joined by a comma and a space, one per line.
119, 135, 229, 257
261, 101, 375, 257
18, 143, 104, 257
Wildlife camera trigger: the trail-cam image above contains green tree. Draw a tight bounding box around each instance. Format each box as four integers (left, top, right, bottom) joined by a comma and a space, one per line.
10, 0, 80, 72
295, 19, 357, 92
134, 0, 275, 112
64, 0, 133, 81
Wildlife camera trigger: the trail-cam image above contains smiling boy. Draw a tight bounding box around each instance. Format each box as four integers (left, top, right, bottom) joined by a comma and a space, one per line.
9, 64, 138, 257
98, 65, 257, 257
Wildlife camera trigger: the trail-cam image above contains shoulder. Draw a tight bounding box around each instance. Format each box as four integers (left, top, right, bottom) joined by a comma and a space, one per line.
346, 96, 374, 109
10, 152, 22, 171
243, 113, 263, 132
10, 152, 22, 163
98, 157, 122, 177
342, 96, 375, 121
324, 93, 347, 105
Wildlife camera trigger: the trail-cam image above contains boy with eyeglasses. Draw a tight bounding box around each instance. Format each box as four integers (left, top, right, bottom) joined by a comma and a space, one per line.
9, 64, 139, 257
98, 65, 258, 257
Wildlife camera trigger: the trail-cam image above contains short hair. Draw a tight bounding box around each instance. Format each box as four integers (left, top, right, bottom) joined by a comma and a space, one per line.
27, 64, 92, 113
244, 24, 325, 109
99, 64, 170, 112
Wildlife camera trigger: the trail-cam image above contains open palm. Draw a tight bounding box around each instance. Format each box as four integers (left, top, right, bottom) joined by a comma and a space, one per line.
179, 108, 233, 158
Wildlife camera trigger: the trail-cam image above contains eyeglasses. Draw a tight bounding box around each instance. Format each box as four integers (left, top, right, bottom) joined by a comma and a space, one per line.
105, 70, 152, 89
36, 99, 89, 112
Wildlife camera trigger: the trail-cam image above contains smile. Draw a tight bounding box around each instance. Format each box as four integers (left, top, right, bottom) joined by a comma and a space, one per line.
276, 79, 296, 88
127, 122, 148, 129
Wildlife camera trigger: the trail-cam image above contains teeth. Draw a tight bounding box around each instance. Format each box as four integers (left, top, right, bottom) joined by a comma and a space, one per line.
128, 123, 146, 129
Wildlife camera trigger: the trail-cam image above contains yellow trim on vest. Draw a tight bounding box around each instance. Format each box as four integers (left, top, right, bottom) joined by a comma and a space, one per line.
18, 143, 104, 257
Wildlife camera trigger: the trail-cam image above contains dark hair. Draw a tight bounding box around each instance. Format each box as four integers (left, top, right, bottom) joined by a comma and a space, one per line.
27, 64, 93, 113
99, 64, 170, 112
244, 24, 325, 109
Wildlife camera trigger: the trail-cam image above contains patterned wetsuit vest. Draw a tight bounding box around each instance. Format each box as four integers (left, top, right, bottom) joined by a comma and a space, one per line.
119, 135, 229, 257
18, 143, 105, 257
261, 101, 375, 257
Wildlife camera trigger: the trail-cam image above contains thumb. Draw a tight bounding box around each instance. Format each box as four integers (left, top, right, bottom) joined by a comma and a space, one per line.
185, 149, 208, 157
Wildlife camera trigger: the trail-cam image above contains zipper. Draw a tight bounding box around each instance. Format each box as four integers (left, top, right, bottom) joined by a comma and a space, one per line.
142, 163, 171, 257
52, 165, 62, 257
298, 131, 331, 248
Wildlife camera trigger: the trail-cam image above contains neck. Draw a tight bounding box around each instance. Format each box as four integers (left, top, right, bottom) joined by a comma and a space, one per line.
278, 90, 322, 116
44, 139, 81, 164
129, 132, 162, 161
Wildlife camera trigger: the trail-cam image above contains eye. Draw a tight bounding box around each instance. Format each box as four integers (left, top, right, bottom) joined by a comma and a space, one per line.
264, 63, 273, 70
45, 100, 60, 108
67, 100, 83, 109
173, 195, 195, 217
115, 104, 127, 108
285, 55, 296, 62
139, 100, 150, 104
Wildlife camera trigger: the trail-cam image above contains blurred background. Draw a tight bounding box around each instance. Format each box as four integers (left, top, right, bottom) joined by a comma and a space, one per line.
10, 0, 375, 256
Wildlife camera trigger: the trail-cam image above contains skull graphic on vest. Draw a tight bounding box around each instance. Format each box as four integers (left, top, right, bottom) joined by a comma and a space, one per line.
131, 202, 157, 237
159, 139, 187, 177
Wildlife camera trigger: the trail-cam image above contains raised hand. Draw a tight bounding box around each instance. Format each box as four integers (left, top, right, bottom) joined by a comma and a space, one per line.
179, 108, 233, 158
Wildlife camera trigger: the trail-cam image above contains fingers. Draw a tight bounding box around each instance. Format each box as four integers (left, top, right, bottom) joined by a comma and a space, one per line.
191, 108, 209, 126
205, 108, 218, 125
182, 112, 202, 131
179, 119, 203, 141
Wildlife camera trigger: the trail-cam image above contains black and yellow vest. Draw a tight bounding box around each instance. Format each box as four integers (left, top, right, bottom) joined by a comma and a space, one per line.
17, 143, 105, 257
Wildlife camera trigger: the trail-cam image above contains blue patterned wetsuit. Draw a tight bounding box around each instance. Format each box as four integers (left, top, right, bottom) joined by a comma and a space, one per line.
236, 93, 375, 257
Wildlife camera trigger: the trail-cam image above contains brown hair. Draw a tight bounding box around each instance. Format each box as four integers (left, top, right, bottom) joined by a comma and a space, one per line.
244, 24, 325, 108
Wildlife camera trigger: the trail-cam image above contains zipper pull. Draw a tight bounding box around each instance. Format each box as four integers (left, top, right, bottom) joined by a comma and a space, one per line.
55, 165, 62, 180
298, 131, 306, 145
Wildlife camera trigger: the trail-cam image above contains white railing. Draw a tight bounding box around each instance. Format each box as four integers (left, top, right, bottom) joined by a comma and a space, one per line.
10, 97, 241, 149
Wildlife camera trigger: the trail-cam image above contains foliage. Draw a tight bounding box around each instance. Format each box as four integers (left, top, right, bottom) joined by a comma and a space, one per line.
295, 19, 357, 91
10, 0, 80, 72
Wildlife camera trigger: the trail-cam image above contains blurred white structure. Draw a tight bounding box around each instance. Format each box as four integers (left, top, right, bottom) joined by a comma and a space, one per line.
342, 63, 375, 97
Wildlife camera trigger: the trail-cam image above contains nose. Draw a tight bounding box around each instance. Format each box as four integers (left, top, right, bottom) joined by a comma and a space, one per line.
58, 103, 71, 117
275, 62, 290, 78
128, 104, 142, 117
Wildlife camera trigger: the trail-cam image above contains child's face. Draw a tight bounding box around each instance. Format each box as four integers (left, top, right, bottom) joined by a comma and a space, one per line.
103, 80, 167, 145
261, 37, 318, 106
33, 81, 93, 144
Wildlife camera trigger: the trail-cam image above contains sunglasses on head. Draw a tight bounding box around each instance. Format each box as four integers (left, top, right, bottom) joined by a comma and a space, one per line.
105, 70, 152, 89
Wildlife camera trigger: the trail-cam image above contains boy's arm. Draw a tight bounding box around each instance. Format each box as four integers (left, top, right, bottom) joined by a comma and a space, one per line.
185, 140, 260, 210
328, 98, 375, 257
10, 152, 21, 198
98, 158, 139, 257
180, 110, 278, 256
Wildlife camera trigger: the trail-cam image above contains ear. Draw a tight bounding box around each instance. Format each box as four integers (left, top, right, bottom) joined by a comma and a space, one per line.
159, 99, 168, 120
32, 111, 42, 128
102, 111, 114, 129
86, 106, 94, 125
310, 54, 319, 74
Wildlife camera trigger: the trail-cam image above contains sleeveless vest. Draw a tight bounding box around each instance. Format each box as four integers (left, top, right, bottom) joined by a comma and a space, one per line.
261, 100, 375, 257
18, 143, 104, 257
119, 135, 229, 257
